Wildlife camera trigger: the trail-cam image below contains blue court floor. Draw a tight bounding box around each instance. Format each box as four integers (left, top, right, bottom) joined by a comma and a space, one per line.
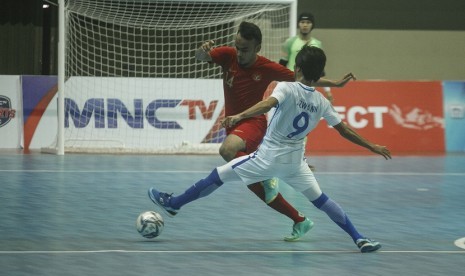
0, 153, 464, 276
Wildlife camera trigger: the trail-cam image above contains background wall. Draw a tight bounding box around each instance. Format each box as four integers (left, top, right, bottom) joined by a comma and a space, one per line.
312, 29, 465, 80
0, 0, 45, 75
1, 0, 464, 79
299, 0, 465, 80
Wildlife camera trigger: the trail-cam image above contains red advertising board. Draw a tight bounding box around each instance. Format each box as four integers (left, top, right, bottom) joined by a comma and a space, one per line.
306, 81, 444, 154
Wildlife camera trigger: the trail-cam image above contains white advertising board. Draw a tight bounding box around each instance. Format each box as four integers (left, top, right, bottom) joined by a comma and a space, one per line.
0, 76, 22, 149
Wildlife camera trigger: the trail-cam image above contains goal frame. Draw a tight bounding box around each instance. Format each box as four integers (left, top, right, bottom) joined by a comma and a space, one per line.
54, 0, 298, 155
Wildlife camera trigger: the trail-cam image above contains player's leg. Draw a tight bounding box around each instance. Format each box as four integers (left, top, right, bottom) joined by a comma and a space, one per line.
148, 156, 247, 217
289, 163, 381, 252
224, 119, 308, 232
219, 132, 246, 162
236, 152, 306, 226
309, 192, 381, 252
221, 134, 280, 203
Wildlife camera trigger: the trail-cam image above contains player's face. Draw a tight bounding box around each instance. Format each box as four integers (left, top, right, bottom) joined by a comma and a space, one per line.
234, 33, 261, 68
299, 20, 313, 35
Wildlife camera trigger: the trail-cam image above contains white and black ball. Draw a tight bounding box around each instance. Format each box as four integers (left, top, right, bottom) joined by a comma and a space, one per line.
136, 211, 164, 238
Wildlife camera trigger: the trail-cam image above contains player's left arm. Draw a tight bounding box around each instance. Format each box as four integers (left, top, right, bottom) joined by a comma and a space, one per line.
333, 122, 392, 160
221, 97, 278, 128
315, 72, 356, 87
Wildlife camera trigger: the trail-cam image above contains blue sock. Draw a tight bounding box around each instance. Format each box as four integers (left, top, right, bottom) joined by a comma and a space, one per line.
311, 193, 363, 242
170, 169, 223, 209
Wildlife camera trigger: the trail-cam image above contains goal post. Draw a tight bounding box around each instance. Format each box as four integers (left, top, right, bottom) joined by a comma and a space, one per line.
49, 0, 297, 154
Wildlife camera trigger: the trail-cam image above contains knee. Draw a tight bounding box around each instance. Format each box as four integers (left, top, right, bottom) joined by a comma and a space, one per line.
206, 168, 223, 186
310, 193, 328, 209
219, 144, 236, 162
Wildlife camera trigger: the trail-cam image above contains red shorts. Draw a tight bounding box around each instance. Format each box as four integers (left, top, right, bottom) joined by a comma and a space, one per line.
226, 116, 267, 154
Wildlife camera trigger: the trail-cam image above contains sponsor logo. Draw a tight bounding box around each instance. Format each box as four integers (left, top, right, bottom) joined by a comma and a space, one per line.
65, 98, 218, 129
0, 95, 16, 127
334, 105, 388, 129
389, 104, 444, 130
252, 73, 261, 81
450, 105, 464, 119
333, 105, 444, 130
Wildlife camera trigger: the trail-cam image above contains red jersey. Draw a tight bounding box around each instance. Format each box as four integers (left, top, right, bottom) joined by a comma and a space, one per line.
209, 46, 294, 117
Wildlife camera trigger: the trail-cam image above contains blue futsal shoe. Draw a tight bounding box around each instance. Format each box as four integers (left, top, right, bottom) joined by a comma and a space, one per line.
356, 238, 382, 253
262, 178, 279, 204
148, 187, 179, 217
284, 217, 314, 242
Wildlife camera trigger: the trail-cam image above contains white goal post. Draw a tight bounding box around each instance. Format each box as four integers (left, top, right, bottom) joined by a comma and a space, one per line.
49, 0, 297, 155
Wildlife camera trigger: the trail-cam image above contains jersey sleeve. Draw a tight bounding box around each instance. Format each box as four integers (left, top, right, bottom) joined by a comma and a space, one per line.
280, 37, 292, 60
209, 46, 234, 67
321, 97, 342, 127
310, 37, 323, 49
268, 62, 295, 82
269, 82, 288, 105
281, 36, 297, 61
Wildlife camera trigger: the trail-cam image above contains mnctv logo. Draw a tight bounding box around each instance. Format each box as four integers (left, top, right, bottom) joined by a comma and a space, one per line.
0, 96, 16, 127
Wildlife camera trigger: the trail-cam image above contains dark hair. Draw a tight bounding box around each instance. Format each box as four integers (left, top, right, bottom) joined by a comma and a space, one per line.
295, 46, 326, 82
298, 12, 315, 29
237, 21, 262, 44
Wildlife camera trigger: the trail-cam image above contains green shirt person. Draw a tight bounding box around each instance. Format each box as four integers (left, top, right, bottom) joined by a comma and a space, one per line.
280, 12, 333, 103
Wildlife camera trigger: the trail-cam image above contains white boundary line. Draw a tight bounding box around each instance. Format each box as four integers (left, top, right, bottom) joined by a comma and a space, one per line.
0, 250, 464, 254
0, 170, 465, 176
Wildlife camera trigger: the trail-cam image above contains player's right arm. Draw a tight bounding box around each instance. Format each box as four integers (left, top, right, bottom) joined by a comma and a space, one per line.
221, 97, 279, 128
195, 40, 214, 62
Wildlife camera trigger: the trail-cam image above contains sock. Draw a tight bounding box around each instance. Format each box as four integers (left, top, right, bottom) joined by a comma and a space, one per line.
247, 183, 305, 224
311, 193, 363, 242
170, 169, 223, 209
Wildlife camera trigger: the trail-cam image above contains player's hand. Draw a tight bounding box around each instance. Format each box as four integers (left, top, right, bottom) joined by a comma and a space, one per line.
196, 40, 215, 61
221, 115, 241, 128
371, 145, 392, 160
334, 72, 356, 87
200, 40, 215, 52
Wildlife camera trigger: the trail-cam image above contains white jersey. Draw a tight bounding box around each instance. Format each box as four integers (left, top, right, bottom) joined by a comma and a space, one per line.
256, 81, 342, 163
218, 81, 342, 195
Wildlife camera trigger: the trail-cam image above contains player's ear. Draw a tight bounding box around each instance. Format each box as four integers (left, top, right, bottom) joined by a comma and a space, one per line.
255, 43, 262, 53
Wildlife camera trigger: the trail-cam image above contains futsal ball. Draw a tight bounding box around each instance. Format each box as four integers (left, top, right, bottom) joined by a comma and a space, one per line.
136, 211, 164, 238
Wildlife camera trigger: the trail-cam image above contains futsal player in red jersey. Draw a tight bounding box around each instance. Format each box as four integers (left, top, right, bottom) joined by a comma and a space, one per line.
195, 21, 355, 241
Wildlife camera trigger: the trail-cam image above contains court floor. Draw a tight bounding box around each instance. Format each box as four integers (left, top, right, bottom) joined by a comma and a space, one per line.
0, 152, 464, 276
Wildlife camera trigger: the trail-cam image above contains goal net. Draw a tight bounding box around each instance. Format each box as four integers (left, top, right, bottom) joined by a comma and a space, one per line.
50, 0, 296, 154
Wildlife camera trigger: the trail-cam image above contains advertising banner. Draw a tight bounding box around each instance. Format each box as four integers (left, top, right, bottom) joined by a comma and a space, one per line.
21, 75, 59, 150
21, 76, 224, 152
0, 76, 21, 148
18, 76, 448, 154
443, 81, 465, 152
306, 81, 445, 154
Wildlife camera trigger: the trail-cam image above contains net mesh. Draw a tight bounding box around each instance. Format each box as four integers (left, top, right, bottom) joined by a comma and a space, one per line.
59, 0, 292, 154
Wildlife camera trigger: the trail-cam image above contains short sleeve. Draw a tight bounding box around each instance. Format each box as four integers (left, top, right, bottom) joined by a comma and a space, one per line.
269, 82, 288, 105
281, 37, 292, 60
266, 62, 294, 82
209, 46, 234, 67
321, 99, 342, 127
310, 38, 323, 49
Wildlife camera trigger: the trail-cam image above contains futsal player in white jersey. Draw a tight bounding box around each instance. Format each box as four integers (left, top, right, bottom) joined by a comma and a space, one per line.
148, 45, 391, 253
